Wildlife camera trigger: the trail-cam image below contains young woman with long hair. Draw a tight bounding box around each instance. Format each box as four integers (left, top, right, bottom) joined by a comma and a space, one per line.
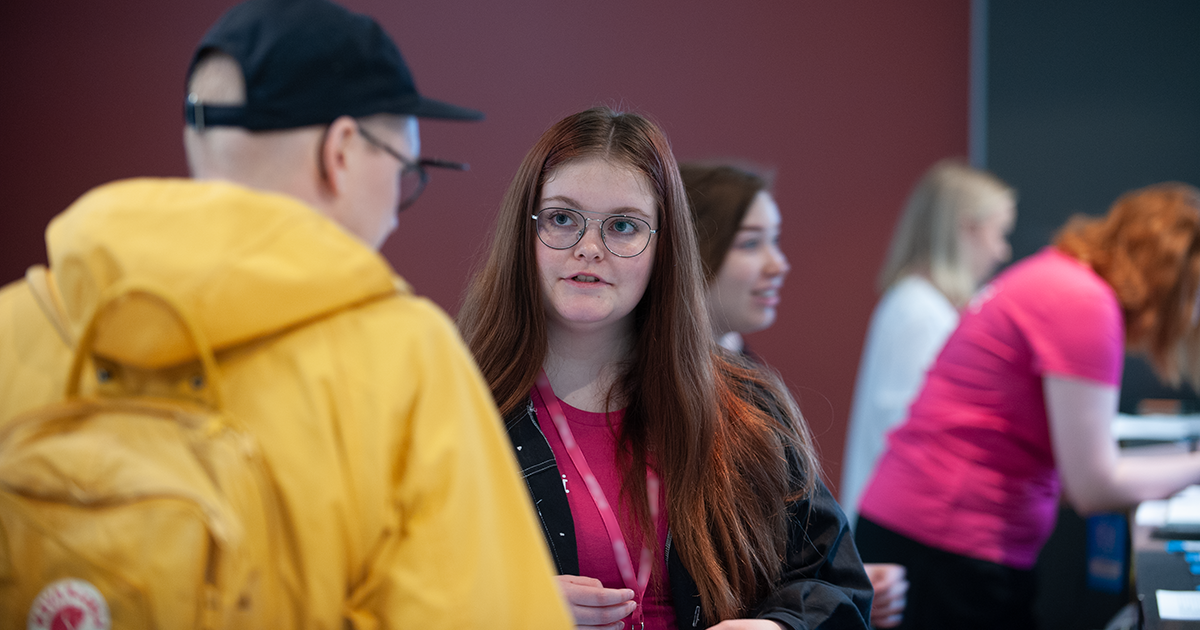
855, 183, 1200, 629
680, 161, 908, 629
679, 162, 786, 354
458, 108, 871, 630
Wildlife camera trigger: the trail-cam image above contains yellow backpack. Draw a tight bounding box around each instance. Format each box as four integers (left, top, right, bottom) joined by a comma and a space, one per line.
0, 279, 285, 629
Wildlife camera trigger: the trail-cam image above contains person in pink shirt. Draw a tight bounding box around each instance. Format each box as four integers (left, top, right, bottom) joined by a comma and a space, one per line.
856, 183, 1200, 629
458, 107, 872, 630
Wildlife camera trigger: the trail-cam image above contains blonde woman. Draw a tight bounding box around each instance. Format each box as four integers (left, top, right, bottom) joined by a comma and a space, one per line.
841, 160, 1016, 527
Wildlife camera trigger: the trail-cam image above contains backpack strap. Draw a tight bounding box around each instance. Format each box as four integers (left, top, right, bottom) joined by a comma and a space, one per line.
65, 278, 227, 414
24, 265, 73, 348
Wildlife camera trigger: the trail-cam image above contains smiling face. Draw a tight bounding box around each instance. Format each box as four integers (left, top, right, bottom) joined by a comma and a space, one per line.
706, 191, 790, 337
535, 157, 658, 339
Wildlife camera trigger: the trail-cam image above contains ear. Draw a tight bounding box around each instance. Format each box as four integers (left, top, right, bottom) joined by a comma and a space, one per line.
319, 116, 359, 196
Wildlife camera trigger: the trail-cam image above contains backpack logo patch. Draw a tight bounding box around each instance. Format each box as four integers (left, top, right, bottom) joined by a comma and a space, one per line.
27, 579, 111, 630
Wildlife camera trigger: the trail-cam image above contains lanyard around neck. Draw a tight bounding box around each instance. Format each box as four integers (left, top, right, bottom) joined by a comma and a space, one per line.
535, 370, 660, 628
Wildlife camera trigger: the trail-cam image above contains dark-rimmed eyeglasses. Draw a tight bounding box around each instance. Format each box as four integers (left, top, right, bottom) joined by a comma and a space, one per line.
532, 207, 658, 257
356, 124, 469, 211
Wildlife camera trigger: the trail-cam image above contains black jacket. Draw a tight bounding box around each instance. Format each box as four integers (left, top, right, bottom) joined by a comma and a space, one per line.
504, 399, 872, 629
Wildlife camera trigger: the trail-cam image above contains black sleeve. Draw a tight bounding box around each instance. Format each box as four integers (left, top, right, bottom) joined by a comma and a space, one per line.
752, 477, 873, 630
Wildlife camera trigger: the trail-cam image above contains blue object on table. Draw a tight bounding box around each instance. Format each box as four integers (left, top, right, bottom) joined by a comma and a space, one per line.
1087, 512, 1128, 593
1170, 540, 1198, 553
1168, 540, 1200, 553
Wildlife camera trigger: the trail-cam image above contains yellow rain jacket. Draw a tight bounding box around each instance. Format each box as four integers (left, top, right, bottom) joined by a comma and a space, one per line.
0, 178, 570, 629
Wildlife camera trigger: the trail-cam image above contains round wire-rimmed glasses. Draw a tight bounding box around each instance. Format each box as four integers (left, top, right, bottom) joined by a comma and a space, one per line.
532, 207, 658, 258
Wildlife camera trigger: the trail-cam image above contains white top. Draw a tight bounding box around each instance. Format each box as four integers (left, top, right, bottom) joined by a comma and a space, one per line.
840, 275, 959, 527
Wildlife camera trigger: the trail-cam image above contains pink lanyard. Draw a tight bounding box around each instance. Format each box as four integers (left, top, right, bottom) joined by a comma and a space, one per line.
535, 371, 660, 629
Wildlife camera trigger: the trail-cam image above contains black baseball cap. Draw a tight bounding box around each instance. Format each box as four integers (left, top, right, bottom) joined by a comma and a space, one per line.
184, 0, 483, 131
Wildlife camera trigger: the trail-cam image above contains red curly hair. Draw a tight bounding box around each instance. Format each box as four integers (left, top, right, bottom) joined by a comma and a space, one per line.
1054, 183, 1200, 388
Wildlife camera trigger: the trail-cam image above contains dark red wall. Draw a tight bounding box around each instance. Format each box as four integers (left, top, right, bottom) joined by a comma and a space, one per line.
0, 1, 968, 493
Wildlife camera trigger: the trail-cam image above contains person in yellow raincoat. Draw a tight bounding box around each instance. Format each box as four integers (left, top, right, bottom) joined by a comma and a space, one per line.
0, 0, 571, 627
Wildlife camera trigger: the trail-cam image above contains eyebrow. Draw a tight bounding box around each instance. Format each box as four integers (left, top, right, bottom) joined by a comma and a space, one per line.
735, 225, 777, 234
541, 195, 654, 220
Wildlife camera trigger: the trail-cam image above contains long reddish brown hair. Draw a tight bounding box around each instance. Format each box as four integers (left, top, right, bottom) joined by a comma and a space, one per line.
1055, 182, 1200, 388
457, 107, 818, 621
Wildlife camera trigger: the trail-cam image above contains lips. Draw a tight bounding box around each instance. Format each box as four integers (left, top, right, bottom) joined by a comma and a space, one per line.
565, 272, 605, 284
751, 285, 782, 306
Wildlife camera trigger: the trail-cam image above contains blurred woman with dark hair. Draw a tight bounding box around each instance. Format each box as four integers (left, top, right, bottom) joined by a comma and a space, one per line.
681, 161, 908, 628
679, 162, 785, 354
458, 108, 871, 630
855, 183, 1200, 629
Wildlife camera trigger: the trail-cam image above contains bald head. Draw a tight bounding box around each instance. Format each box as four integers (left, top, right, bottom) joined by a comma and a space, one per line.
187, 51, 245, 104
183, 52, 326, 194
182, 52, 421, 249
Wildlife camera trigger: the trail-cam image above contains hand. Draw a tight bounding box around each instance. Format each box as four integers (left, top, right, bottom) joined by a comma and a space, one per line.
707, 620, 786, 629
556, 574, 636, 629
865, 563, 908, 628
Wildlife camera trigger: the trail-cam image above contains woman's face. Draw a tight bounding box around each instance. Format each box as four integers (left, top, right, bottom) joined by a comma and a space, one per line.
706, 191, 790, 337
960, 195, 1016, 285
535, 157, 658, 337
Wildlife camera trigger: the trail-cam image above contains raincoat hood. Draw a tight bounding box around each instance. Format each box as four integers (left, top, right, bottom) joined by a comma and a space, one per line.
45, 178, 403, 368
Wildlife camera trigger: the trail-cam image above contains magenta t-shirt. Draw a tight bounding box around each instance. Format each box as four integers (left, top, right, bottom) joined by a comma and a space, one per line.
532, 388, 675, 630
858, 248, 1124, 569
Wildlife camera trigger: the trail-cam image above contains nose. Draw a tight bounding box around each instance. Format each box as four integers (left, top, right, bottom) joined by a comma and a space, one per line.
573, 218, 606, 259
766, 246, 790, 277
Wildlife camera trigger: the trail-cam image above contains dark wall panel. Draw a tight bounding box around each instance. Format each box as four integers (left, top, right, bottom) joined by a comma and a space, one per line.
987, 3, 1200, 628
988, 1, 1200, 260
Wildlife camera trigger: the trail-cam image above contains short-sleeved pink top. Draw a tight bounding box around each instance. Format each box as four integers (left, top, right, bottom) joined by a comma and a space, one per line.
858, 248, 1124, 569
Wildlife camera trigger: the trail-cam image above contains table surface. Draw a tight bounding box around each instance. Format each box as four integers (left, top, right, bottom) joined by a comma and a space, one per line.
1130, 443, 1200, 629
1133, 522, 1200, 629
